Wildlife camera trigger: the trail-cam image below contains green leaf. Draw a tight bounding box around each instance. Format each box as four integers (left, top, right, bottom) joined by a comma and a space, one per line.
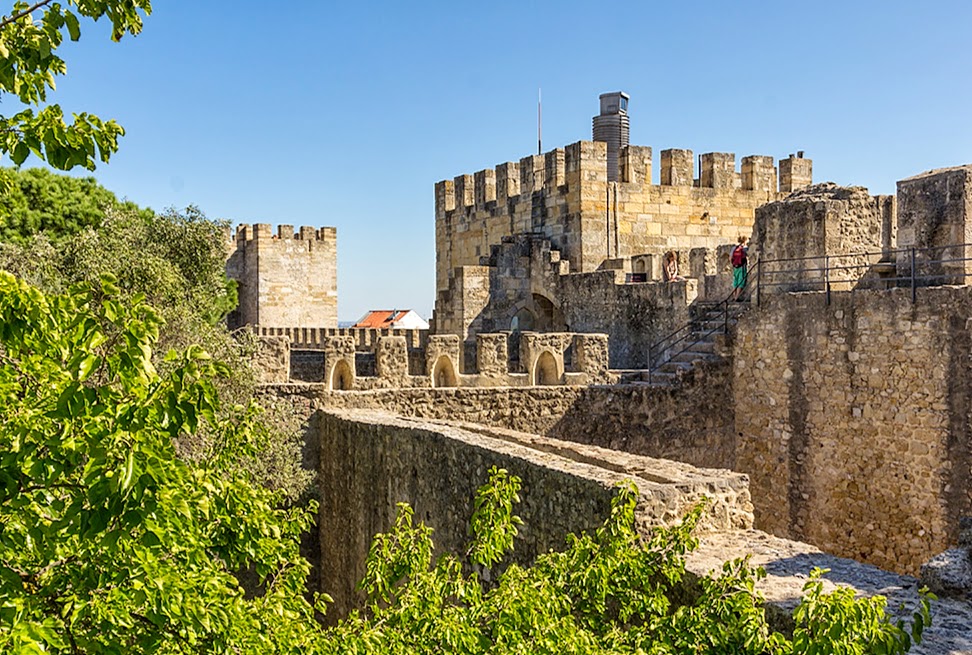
64, 12, 81, 41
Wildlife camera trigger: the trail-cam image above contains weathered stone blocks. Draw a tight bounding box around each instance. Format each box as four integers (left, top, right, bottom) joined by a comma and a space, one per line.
253, 336, 290, 383
897, 165, 972, 283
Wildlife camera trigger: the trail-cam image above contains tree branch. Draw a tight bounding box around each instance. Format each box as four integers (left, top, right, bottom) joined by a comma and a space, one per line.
0, 0, 54, 29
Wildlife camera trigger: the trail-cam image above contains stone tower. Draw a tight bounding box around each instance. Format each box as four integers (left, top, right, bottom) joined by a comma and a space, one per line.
226, 223, 338, 330
592, 91, 630, 182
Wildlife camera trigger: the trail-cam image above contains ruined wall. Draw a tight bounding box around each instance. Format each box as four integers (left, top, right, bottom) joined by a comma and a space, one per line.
318, 410, 752, 617
752, 184, 891, 291
560, 271, 697, 368
227, 223, 338, 329
734, 287, 972, 574
270, 356, 736, 471
435, 140, 809, 295
897, 165, 972, 284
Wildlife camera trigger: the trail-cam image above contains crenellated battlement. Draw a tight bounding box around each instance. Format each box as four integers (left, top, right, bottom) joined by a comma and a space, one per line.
434, 139, 811, 295
436, 141, 812, 217
233, 223, 337, 243
259, 330, 615, 389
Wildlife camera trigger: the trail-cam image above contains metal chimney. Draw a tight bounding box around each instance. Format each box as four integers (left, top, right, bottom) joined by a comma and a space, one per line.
592, 91, 630, 182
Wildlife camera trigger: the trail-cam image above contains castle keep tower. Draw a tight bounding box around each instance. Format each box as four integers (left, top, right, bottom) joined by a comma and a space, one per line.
226, 224, 338, 329
592, 91, 630, 182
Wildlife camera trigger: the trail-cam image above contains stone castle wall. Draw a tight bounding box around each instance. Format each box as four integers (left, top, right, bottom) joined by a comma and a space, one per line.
269, 355, 736, 472
273, 330, 615, 389
318, 409, 752, 618
432, 231, 751, 368
734, 287, 972, 574
435, 140, 811, 296
226, 223, 338, 329
753, 184, 892, 289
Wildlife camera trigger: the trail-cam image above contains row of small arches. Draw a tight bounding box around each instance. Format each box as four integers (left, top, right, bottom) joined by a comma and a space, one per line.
327, 351, 561, 390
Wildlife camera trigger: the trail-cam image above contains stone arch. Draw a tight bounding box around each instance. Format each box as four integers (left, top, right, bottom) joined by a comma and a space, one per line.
329, 358, 354, 391
510, 306, 535, 332
533, 350, 560, 386
633, 258, 646, 274
431, 354, 458, 388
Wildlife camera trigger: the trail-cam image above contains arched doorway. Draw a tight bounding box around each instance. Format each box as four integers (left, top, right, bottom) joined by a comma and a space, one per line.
533, 351, 560, 386
329, 358, 354, 390
431, 355, 458, 388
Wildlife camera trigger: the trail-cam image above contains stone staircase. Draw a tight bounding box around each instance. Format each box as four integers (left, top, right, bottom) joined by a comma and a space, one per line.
622, 300, 752, 387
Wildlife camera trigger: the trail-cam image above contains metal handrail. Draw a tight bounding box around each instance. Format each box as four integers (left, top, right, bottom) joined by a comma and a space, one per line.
647, 260, 757, 383
755, 243, 972, 305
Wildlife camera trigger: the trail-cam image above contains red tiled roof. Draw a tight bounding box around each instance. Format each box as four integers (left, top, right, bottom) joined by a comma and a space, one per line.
352, 310, 407, 329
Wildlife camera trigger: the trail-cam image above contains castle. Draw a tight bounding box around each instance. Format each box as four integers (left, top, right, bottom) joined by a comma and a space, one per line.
231, 94, 972, 650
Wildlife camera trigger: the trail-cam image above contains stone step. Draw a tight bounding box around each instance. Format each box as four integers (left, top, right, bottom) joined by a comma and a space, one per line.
659, 360, 693, 374
644, 371, 677, 385
671, 351, 721, 365
684, 339, 717, 354
698, 319, 737, 333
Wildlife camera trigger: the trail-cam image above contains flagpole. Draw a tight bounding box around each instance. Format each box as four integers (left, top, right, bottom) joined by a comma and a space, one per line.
537, 88, 542, 155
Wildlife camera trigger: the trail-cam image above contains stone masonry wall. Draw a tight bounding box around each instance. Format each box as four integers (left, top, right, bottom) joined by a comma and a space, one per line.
318, 409, 752, 618
226, 223, 338, 329
752, 184, 891, 292
734, 287, 972, 574
270, 356, 736, 471
435, 140, 809, 295
897, 165, 972, 284
433, 232, 701, 369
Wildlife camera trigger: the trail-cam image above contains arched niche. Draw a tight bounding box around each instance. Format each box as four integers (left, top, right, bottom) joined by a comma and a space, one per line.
533, 350, 560, 386
431, 354, 458, 388
329, 358, 354, 391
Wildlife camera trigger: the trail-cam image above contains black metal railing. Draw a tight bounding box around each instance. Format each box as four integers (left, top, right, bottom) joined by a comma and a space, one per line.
755, 243, 972, 305
646, 261, 756, 383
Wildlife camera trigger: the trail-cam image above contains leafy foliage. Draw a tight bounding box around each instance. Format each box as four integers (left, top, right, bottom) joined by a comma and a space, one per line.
0, 204, 315, 504
0, 166, 152, 243
0, 272, 324, 653
0, 0, 152, 172
322, 468, 932, 655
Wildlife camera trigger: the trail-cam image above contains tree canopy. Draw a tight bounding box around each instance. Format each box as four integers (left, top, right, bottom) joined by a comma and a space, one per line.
0, 272, 322, 654
0, 166, 152, 242
0, 205, 315, 505
0, 0, 152, 171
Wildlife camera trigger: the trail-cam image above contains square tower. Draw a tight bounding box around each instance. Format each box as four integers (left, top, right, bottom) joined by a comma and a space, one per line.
226, 224, 338, 329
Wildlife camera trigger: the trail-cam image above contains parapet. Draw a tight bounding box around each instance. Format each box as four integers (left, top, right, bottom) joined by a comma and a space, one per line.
437, 141, 812, 215
234, 223, 337, 242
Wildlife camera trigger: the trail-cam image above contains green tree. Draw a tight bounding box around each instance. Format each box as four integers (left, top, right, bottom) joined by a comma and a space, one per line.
0, 0, 152, 172
0, 206, 316, 504
0, 272, 323, 653
0, 166, 152, 242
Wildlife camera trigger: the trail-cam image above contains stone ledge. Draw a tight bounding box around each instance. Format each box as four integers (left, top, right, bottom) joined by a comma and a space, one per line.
688, 530, 972, 654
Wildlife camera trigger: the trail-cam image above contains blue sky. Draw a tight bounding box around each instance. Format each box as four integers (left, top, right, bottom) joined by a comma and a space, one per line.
25, 0, 972, 321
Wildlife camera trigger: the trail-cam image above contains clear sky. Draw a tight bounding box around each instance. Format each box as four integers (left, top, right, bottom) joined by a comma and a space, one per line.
25, 0, 972, 322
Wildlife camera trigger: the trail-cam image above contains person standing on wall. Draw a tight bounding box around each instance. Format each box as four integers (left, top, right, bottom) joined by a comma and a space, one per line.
731, 236, 749, 301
